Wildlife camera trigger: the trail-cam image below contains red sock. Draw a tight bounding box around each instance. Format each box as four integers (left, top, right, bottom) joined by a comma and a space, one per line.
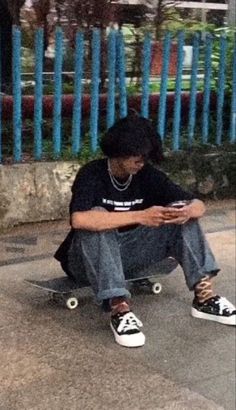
110, 297, 130, 316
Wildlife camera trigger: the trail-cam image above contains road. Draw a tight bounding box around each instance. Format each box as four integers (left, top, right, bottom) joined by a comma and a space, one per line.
0, 200, 235, 410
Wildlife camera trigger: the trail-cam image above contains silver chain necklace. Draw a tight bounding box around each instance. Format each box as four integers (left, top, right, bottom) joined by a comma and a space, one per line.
107, 159, 133, 191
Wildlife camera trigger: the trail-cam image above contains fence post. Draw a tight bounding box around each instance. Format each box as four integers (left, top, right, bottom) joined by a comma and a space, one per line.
0, 34, 1, 163
53, 27, 63, 157
172, 31, 185, 151
12, 26, 22, 162
141, 33, 152, 118
188, 33, 200, 146
202, 34, 213, 144
90, 29, 101, 152
158, 31, 171, 140
117, 31, 127, 119
34, 28, 44, 160
0, 91, 1, 163
72, 31, 84, 154
216, 35, 227, 145
107, 29, 116, 129
230, 37, 236, 143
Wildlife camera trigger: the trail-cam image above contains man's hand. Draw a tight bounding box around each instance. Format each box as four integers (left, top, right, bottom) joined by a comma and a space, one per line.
140, 206, 169, 227
163, 200, 206, 225
162, 205, 192, 225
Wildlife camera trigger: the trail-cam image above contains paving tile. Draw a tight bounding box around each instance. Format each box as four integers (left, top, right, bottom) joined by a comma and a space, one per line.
191, 372, 236, 410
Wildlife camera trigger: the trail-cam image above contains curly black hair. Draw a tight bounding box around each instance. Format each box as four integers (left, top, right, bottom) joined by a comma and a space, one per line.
100, 114, 164, 164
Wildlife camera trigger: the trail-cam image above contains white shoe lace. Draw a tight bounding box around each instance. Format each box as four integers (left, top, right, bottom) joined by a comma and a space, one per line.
117, 312, 143, 334
216, 297, 236, 315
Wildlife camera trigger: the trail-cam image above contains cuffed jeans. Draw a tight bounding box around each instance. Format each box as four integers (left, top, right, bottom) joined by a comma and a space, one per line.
66, 220, 220, 302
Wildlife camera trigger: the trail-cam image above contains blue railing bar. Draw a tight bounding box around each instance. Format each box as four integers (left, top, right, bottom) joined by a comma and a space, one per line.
72, 31, 84, 154
117, 31, 128, 119
141, 33, 152, 118
0, 93, 1, 162
107, 30, 116, 129
12, 26, 22, 162
34, 28, 44, 160
53, 27, 63, 156
202, 34, 213, 144
0, 34, 2, 163
90, 29, 101, 152
230, 38, 236, 143
172, 31, 185, 151
188, 33, 200, 146
0, 94, 1, 164
216, 35, 227, 145
158, 31, 171, 140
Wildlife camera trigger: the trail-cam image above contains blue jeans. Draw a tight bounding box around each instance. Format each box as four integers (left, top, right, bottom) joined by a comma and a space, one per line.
66, 220, 220, 302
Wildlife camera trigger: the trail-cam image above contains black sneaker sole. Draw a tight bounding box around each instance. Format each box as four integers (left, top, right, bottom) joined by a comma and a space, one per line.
191, 307, 236, 326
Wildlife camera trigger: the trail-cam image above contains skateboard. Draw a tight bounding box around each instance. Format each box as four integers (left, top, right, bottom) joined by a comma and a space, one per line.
25, 257, 178, 310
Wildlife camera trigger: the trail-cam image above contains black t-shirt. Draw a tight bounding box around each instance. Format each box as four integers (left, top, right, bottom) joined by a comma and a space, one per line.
55, 158, 195, 264
70, 158, 195, 215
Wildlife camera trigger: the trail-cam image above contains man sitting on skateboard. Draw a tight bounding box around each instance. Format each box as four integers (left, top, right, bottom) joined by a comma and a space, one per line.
55, 115, 236, 348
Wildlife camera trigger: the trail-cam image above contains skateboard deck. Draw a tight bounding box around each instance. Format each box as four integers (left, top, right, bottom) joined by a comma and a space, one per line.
26, 277, 79, 294
25, 257, 178, 310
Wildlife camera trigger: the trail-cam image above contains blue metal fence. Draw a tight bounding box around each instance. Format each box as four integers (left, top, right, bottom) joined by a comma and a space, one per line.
34, 28, 44, 160
72, 31, 84, 155
12, 27, 22, 162
0, 27, 235, 163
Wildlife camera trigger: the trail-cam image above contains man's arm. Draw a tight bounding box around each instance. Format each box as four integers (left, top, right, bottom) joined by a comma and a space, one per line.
71, 206, 170, 231
70, 194, 206, 231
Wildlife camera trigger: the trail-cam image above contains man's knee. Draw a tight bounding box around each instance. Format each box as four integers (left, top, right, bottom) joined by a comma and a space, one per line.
74, 226, 118, 249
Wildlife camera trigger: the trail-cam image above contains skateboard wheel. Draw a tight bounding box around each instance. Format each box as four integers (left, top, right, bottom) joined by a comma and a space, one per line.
152, 282, 162, 295
66, 297, 78, 310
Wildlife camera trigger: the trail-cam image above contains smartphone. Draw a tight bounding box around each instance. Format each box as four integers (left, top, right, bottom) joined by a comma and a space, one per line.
167, 200, 189, 209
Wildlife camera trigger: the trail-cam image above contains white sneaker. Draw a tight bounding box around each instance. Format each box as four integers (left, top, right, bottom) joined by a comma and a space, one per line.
110, 311, 145, 347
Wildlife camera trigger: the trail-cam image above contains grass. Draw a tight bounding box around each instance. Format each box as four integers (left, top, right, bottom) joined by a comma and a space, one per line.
21, 75, 207, 95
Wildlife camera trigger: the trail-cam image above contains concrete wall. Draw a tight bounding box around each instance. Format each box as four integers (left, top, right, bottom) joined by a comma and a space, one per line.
0, 162, 80, 229
0, 151, 235, 230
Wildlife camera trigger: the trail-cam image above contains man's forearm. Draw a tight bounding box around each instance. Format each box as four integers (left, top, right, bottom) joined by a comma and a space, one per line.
71, 210, 143, 231
70, 202, 205, 231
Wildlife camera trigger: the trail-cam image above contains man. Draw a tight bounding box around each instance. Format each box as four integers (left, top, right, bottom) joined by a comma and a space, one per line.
55, 115, 236, 348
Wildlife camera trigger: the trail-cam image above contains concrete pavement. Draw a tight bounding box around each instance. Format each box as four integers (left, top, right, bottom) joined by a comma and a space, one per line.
0, 200, 235, 410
